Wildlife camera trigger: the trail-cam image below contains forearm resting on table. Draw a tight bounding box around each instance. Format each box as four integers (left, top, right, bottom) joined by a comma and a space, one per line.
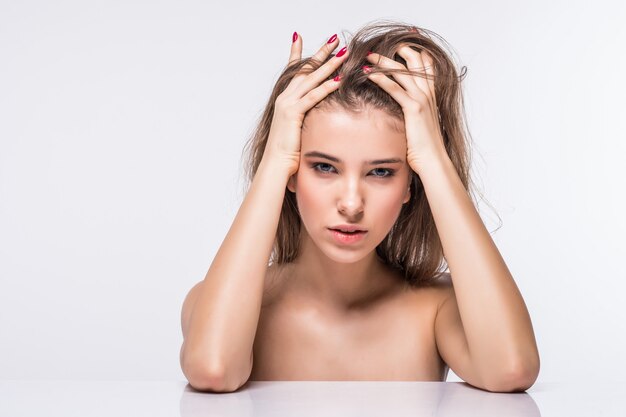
181, 157, 292, 391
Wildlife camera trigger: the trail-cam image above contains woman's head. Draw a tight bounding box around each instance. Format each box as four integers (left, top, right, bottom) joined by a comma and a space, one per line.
287, 104, 412, 265
242, 19, 479, 287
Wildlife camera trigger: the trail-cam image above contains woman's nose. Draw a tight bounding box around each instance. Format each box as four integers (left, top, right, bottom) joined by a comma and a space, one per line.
337, 182, 364, 217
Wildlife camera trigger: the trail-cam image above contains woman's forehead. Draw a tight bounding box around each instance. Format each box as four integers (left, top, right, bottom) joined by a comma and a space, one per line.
303, 105, 403, 130
301, 107, 407, 153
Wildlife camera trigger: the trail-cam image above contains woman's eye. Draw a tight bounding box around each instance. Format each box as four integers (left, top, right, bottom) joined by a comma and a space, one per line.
312, 163, 336, 173
370, 168, 395, 178
311, 163, 395, 178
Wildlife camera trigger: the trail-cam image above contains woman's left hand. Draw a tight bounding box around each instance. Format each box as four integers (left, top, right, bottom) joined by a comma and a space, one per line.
364, 47, 449, 175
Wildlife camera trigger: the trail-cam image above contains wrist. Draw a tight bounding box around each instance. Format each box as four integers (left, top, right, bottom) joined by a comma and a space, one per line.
257, 153, 297, 181
409, 148, 452, 177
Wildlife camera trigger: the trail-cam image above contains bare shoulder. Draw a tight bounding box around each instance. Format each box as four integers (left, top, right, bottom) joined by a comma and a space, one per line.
430, 272, 454, 309
261, 262, 293, 308
375, 271, 454, 330
401, 271, 454, 310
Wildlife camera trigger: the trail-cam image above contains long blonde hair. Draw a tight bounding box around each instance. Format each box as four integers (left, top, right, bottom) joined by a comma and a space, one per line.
242, 19, 493, 287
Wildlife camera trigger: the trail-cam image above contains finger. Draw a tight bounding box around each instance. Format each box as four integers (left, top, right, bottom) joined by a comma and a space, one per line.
364, 71, 415, 110
412, 51, 438, 127
289, 34, 341, 91
296, 33, 339, 76
292, 47, 349, 98
395, 46, 432, 101
298, 76, 343, 112
396, 47, 439, 128
365, 52, 422, 97
419, 50, 441, 126
288, 31, 302, 66
420, 50, 437, 102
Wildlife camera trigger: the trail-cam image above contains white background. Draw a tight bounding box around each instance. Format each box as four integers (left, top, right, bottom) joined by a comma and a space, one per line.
1, 0, 625, 383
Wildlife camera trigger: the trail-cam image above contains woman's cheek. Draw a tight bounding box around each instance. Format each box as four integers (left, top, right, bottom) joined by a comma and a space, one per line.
294, 175, 322, 222
376, 187, 407, 227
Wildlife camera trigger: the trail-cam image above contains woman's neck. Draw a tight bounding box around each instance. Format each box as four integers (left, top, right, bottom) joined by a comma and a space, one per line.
292, 231, 402, 312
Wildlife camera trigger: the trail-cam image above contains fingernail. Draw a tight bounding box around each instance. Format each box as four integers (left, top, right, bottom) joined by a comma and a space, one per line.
327, 34, 337, 44
336, 46, 347, 57
292, 31, 298, 43
367, 51, 373, 56
362, 65, 371, 74
333, 74, 342, 82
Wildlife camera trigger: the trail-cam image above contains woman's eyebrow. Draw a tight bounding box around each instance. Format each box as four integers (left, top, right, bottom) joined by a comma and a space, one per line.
303, 151, 403, 165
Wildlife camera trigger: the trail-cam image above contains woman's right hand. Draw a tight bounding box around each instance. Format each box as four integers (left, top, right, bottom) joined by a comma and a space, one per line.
262, 33, 350, 175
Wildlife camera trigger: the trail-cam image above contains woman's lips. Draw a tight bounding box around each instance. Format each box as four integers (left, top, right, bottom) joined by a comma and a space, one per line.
329, 228, 367, 244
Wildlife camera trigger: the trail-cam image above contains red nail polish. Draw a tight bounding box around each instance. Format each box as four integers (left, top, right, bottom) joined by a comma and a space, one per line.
292, 31, 298, 43
327, 34, 337, 44
336, 46, 347, 57
362, 65, 371, 74
333, 75, 342, 82
367, 51, 372, 56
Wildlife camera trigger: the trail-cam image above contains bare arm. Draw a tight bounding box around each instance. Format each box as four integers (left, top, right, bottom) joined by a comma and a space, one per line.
180, 157, 291, 392
426, 155, 540, 392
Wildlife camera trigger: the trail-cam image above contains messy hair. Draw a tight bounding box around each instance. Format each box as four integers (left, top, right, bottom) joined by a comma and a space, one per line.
242, 19, 493, 287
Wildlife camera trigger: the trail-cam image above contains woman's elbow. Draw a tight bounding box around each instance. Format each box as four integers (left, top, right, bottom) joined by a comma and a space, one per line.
184, 362, 235, 393
485, 362, 540, 393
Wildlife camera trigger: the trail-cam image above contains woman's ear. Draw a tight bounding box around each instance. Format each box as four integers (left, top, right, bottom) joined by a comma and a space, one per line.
403, 185, 411, 204
403, 174, 412, 204
287, 174, 297, 193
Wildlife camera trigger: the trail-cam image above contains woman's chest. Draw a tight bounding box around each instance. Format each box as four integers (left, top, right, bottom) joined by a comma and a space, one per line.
250, 290, 447, 381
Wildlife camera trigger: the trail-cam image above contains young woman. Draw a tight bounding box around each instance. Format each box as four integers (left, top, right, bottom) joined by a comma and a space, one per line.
180, 20, 540, 393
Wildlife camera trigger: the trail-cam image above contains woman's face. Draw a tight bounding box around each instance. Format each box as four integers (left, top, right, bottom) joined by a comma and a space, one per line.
287, 105, 412, 263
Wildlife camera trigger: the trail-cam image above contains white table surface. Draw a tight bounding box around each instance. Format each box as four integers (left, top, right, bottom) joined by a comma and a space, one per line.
0, 380, 623, 416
